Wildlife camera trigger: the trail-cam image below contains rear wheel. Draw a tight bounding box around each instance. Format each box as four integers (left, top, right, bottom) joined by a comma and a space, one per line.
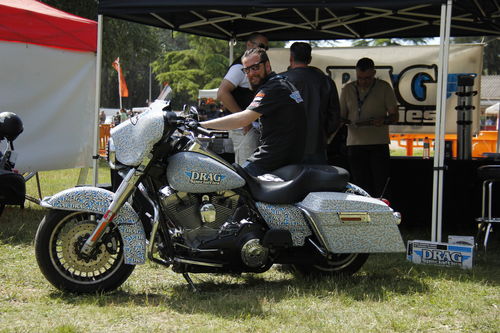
294, 182, 371, 277
294, 253, 369, 277
35, 210, 135, 293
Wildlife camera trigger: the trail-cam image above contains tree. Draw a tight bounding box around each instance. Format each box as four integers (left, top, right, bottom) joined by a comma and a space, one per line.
352, 38, 429, 47
152, 33, 285, 108
39, 0, 163, 108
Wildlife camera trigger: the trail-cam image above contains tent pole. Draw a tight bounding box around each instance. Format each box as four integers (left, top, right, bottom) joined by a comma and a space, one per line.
92, 15, 104, 187
229, 38, 236, 65
431, 0, 452, 242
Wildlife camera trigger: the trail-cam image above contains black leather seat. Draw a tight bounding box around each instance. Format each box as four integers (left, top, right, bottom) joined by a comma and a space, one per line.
233, 164, 349, 204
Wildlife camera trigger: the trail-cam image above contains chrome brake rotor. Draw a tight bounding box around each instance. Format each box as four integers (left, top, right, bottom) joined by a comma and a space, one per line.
58, 221, 115, 273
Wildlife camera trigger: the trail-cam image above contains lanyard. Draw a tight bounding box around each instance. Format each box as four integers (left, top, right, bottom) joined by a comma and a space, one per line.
354, 79, 376, 119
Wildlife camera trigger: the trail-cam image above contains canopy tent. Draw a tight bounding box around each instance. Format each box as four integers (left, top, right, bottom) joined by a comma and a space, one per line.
96, 0, 500, 242
0, 0, 97, 172
198, 89, 219, 100
485, 102, 500, 115
98, 0, 500, 41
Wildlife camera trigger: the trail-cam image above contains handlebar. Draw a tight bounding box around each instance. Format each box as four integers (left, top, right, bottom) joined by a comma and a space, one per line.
191, 124, 213, 137
163, 111, 213, 137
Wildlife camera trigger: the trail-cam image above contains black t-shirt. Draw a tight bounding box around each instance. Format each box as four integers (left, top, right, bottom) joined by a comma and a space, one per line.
246, 72, 307, 172
283, 67, 340, 158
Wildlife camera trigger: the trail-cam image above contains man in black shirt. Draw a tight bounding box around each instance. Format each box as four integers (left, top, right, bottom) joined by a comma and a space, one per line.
283, 42, 340, 164
201, 48, 306, 177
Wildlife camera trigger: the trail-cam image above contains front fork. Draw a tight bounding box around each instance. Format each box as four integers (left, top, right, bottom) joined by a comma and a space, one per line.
80, 166, 145, 256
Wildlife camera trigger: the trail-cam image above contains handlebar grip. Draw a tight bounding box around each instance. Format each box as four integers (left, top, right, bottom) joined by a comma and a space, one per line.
195, 126, 213, 137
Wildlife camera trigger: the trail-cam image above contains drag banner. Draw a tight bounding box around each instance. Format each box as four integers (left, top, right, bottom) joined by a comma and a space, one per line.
268, 44, 483, 134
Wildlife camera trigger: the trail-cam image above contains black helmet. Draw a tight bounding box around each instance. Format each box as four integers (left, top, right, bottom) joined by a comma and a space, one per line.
0, 112, 23, 141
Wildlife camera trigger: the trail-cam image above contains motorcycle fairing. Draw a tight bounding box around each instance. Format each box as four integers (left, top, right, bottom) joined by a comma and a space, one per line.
255, 202, 311, 246
111, 109, 165, 166
298, 192, 405, 253
40, 187, 146, 265
167, 152, 245, 193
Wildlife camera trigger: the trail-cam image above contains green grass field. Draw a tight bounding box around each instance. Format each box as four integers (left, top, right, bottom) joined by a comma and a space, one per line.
0, 167, 499, 332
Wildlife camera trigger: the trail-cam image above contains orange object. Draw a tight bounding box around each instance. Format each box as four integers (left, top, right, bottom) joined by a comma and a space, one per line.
390, 131, 498, 158
99, 124, 111, 157
112, 57, 129, 97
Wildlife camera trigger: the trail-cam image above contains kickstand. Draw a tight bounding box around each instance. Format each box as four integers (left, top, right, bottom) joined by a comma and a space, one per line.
182, 273, 197, 292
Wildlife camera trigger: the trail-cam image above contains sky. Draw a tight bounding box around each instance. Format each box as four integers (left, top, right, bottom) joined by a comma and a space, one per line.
285, 38, 440, 48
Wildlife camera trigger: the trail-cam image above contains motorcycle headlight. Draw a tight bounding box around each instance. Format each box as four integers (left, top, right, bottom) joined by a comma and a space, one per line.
107, 138, 117, 169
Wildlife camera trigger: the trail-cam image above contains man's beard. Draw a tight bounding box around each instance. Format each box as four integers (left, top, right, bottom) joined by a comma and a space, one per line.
249, 68, 268, 91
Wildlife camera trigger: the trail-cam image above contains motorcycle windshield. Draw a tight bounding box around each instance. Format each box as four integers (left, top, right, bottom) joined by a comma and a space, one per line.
111, 109, 164, 166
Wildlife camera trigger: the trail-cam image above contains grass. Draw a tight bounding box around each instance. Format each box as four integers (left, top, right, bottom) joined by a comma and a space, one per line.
0, 166, 499, 332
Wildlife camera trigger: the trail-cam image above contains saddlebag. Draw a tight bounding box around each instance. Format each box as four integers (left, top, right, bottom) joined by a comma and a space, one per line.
0, 170, 25, 206
297, 192, 405, 253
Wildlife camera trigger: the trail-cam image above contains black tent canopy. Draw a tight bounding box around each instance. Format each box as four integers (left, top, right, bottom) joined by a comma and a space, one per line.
98, 0, 500, 41
94, 0, 500, 242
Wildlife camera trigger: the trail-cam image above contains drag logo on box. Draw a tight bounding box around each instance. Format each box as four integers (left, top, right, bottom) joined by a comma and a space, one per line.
407, 241, 473, 269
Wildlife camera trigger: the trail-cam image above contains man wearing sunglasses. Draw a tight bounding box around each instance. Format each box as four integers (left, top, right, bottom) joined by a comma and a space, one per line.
202, 48, 306, 177
217, 33, 269, 166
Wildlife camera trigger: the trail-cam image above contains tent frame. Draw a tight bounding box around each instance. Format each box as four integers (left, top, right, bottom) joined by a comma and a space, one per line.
94, 0, 498, 242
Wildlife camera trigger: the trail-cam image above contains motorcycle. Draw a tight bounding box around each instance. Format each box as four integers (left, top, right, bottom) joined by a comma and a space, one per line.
35, 108, 405, 293
0, 112, 25, 217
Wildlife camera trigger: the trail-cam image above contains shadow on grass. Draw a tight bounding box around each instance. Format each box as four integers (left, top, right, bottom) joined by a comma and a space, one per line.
47, 265, 431, 319
44, 245, 500, 320
0, 206, 45, 245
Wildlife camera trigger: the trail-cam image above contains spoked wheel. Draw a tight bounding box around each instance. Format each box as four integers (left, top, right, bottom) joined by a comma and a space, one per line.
294, 253, 369, 277
35, 210, 135, 293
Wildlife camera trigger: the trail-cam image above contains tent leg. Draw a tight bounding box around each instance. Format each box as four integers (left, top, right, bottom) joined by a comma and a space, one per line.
77, 168, 89, 185
23, 172, 43, 200
92, 15, 104, 187
431, 0, 452, 243
35, 172, 42, 199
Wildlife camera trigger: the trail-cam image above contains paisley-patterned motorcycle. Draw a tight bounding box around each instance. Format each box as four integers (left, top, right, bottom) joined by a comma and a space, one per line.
35, 109, 405, 293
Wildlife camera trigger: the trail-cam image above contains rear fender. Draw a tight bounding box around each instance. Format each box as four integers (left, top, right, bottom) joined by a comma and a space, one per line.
40, 186, 146, 265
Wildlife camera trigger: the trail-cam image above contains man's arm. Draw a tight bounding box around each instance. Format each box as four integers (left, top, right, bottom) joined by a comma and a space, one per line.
217, 79, 242, 114
200, 110, 261, 131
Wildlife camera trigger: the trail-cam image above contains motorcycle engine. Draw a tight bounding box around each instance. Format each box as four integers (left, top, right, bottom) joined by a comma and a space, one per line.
160, 186, 270, 271
159, 187, 240, 247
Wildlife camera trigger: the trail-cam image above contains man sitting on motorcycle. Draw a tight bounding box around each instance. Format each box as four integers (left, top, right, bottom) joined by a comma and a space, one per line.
201, 47, 307, 177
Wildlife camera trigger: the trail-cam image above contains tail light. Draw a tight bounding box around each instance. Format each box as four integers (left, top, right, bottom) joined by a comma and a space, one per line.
380, 198, 391, 206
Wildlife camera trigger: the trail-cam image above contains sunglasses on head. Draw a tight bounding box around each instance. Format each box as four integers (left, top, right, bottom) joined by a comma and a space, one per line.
241, 60, 265, 74
252, 41, 269, 50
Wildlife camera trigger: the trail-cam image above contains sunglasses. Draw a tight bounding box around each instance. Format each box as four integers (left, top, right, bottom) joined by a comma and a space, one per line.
241, 60, 265, 74
252, 41, 269, 51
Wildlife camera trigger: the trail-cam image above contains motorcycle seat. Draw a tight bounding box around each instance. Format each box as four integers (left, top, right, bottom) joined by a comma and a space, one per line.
233, 164, 349, 204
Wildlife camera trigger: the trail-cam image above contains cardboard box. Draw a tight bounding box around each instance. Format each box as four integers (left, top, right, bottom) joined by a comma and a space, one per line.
448, 235, 475, 247
407, 240, 473, 269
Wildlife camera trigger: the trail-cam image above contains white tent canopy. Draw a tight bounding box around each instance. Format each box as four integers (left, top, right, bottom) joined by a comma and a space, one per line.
198, 89, 218, 100
0, 0, 97, 172
485, 102, 500, 115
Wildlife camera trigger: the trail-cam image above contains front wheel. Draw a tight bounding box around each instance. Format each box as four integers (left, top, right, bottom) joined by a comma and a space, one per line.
35, 210, 135, 293
293, 253, 369, 277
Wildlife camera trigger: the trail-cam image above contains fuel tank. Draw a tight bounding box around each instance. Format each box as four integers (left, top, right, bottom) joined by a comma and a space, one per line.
167, 152, 245, 193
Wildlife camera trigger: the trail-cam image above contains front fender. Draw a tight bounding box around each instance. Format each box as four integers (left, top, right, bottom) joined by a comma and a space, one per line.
41, 186, 146, 265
